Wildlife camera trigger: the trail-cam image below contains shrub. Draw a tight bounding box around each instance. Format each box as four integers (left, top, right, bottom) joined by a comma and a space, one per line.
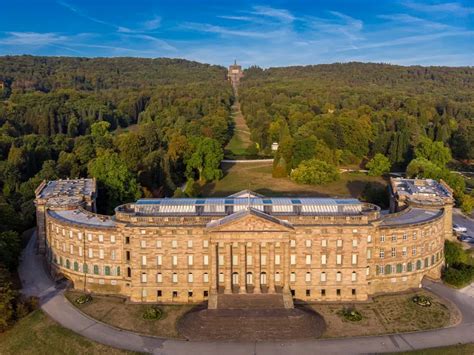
443, 263, 474, 288
290, 159, 340, 185
337, 307, 362, 322
142, 306, 162, 320
444, 240, 468, 265
412, 295, 432, 307
75, 294, 92, 305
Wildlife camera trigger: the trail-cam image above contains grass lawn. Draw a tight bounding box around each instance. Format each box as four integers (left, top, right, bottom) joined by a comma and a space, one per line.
389, 343, 474, 355
0, 310, 136, 355
202, 161, 387, 198
224, 102, 252, 157
65, 291, 194, 338
312, 289, 459, 338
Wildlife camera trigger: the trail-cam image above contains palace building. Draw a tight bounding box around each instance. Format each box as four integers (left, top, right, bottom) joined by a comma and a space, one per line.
35, 178, 453, 307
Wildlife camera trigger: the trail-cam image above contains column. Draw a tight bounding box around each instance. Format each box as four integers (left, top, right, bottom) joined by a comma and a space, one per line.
268, 242, 275, 293
210, 242, 217, 292
224, 243, 232, 294
239, 243, 246, 294
254, 242, 261, 294
283, 241, 290, 291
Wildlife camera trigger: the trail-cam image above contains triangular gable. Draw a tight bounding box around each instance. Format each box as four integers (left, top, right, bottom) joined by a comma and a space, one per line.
228, 190, 265, 198
206, 208, 293, 232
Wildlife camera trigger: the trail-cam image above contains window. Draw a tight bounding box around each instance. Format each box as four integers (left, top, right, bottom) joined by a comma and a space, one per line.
172, 240, 178, 248
203, 255, 209, 266
66, 259, 70, 269
99, 249, 104, 259
156, 240, 162, 248
140, 240, 146, 248
424, 258, 429, 268
78, 232, 83, 240
74, 262, 79, 271
62, 243, 66, 252
79, 246, 83, 257
385, 265, 392, 274
402, 233, 407, 241
188, 291, 193, 298
412, 247, 417, 256
321, 254, 327, 265
99, 234, 104, 242
127, 267, 131, 277
402, 247, 407, 256
203, 273, 209, 283
367, 235, 372, 243
187, 255, 194, 266
172, 255, 178, 266
321, 289, 326, 296
247, 255, 253, 266
157, 290, 162, 297
290, 239, 296, 247
407, 262, 413, 272
156, 273, 162, 283
126, 251, 131, 261
203, 240, 209, 248
275, 272, 281, 282
336, 271, 342, 282
320, 272, 327, 282
157, 255, 162, 266
305, 272, 311, 282
366, 266, 370, 276
70, 245, 74, 254
380, 235, 385, 242
141, 255, 147, 266
305, 240, 312, 248
379, 249, 385, 259
111, 250, 116, 260
352, 239, 358, 248
219, 273, 224, 283
367, 249, 372, 259
110, 235, 116, 243
290, 272, 296, 282
275, 254, 281, 265
290, 254, 296, 265
261, 255, 266, 266
69, 231, 73, 238
337, 289, 341, 296
336, 239, 343, 248
219, 255, 225, 266
125, 236, 130, 244
351, 271, 357, 281
336, 254, 342, 265
172, 291, 178, 298
187, 240, 193, 248
105, 266, 111, 276
306, 289, 311, 297
117, 266, 121, 276
83, 264, 88, 273
321, 239, 327, 247
413, 232, 417, 240
391, 247, 396, 257
87, 233, 92, 241
88, 248, 93, 258
93, 265, 99, 275
188, 273, 194, 283
351, 254, 357, 265
391, 234, 397, 242
140, 229, 146, 235
305, 255, 311, 265
396, 264, 403, 273
172, 273, 178, 283
204, 290, 209, 297
352, 289, 356, 296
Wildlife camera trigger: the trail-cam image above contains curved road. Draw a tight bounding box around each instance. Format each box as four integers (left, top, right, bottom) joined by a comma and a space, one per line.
19, 233, 474, 355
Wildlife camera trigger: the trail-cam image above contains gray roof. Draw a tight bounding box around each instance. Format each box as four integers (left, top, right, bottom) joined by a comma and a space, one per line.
381, 208, 443, 227
48, 209, 116, 228
37, 179, 95, 199
206, 207, 294, 230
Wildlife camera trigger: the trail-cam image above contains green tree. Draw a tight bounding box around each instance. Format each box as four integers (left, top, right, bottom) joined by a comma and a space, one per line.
444, 240, 468, 266
88, 150, 141, 212
290, 159, 340, 185
414, 137, 452, 167
0, 231, 21, 270
406, 158, 443, 179
366, 153, 391, 176
185, 137, 223, 182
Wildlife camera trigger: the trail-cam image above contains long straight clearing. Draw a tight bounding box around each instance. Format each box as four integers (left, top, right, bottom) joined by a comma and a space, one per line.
224, 102, 252, 156
201, 161, 387, 198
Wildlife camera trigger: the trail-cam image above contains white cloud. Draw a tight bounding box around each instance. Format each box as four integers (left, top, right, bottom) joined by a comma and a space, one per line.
142, 16, 162, 31
0, 32, 69, 45
402, 1, 474, 15
251, 6, 295, 23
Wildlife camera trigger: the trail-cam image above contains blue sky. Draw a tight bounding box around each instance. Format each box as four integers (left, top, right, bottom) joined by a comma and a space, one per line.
1, 0, 473, 67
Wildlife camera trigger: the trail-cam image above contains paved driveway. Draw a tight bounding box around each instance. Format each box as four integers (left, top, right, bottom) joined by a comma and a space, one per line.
19, 233, 474, 355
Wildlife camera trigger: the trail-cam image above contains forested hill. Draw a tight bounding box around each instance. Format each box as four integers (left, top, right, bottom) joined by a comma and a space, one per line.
243, 62, 474, 92
0, 56, 227, 91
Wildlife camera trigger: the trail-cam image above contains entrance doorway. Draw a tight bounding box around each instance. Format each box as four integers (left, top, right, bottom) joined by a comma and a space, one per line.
261, 272, 267, 285
246, 272, 253, 285
232, 272, 239, 285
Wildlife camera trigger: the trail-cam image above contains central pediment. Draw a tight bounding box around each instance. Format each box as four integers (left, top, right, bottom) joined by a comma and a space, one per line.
206, 208, 294, 232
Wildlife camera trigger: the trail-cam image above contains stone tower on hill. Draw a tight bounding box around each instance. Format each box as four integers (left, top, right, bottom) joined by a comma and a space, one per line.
228, 60, 244, 87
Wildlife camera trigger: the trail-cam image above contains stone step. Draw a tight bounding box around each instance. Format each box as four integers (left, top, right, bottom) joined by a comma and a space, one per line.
217, 293, 285, 309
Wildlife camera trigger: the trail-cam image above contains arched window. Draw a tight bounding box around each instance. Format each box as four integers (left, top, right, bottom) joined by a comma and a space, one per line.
93, 265, 99, 275
336, 271, 342, 282
416, 260, 422, 270
431, 255, 435, 265
424, 258, 429, 268
407, 262, 413, 272
105, 266, 111, 276
366, 266, 370, 276
83, 263, 88, 273
116, 266, 121, 276
66, 259, 70, 269
351, 271, 357, 281
385, 264, 392, 275
396, 264, 402, 273
73, 261, 79, 271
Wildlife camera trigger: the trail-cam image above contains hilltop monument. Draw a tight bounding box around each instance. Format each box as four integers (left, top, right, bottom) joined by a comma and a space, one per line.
228, 60, 244, 87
